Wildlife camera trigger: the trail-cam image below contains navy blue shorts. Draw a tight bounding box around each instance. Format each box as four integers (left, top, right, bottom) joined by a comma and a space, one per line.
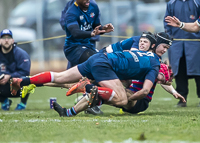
64, 45, 92, 66
122, 98, 149, 114
78, 53, 119, 82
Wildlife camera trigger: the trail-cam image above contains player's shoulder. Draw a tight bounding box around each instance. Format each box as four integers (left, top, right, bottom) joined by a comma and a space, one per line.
89, 2, 99, 11
67, 3, 79, 14
90, 1, 98, 7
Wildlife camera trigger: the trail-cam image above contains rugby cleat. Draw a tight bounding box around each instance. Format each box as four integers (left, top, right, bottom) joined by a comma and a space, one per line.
21, 84, 36, 98
10, 78, 22, 96
66, 77, 90, 96
85, 106, 103, 115
1, 99, 12, 111
15, 102, 26, 110
53, 102, 67, 117
87, 86, 99, 108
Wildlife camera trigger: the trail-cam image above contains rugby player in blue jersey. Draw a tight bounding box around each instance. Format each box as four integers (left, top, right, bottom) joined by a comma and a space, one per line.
63, 0, 114, 68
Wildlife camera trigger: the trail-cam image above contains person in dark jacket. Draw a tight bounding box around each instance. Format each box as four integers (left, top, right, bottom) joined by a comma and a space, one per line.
0, 29, 31, 110
164, 0, 200, 107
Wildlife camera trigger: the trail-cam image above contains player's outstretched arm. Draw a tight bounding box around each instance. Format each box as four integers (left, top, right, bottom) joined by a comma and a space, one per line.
160, 84, 186, 103
165, 16, 200, 33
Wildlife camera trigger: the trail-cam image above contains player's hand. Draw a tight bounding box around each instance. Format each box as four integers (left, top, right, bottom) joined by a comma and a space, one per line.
0, 74, 11, 85
91, 25, 106, 37
173, 92, 186, 103
102, 23, 114, 33
165, 16, 181, 28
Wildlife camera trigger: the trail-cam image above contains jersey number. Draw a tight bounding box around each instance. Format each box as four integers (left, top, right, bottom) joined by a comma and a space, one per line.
137, 52, 154, 57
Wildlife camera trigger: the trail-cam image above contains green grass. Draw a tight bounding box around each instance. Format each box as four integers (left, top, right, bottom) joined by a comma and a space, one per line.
1, 79, 200, 143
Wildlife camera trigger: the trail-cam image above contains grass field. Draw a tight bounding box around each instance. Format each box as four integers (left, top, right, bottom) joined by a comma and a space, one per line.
1, 79, 200, 143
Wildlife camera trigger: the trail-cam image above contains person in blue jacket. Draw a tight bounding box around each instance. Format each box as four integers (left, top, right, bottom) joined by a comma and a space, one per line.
0, 29, 31, 110
164, 0, 200, 107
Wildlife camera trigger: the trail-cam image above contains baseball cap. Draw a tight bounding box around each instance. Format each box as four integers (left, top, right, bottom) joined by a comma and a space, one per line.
0, 29, 13, 38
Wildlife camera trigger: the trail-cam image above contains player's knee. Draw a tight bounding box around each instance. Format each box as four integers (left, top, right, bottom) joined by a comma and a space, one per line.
114, 98, 128, 106
114, 94, 128, 106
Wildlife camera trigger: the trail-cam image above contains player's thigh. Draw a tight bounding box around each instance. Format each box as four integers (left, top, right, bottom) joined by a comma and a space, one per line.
54, 66, 82, 83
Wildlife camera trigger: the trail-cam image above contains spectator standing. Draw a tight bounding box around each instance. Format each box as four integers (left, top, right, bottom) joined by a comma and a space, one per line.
164, 0, 200, 107
0, 29, 31, 110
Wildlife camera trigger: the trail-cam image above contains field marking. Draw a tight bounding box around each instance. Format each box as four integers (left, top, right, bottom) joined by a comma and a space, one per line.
7, 138, 200, 143
0, 118, 148, 123
0, 111, 45, 115
157, 98, 172, 101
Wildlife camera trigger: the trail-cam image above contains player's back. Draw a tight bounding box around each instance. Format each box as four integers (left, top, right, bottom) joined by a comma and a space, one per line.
106, 50, 160, 80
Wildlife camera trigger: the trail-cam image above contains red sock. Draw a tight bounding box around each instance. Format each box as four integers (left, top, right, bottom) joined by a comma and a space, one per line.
30, 72, 52, 85
97, 87, 115, 101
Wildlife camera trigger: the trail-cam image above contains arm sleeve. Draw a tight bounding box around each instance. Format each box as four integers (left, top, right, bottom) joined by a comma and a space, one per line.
66, 11, 93, 38
144, 66, 159, 84
163, 3, 172, 36
131, 36, 140, 49
10, 48, 31, 78
68, 24, 92, 39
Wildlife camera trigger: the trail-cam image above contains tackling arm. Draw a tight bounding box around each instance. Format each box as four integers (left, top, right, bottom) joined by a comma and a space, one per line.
128, 79, 153, 100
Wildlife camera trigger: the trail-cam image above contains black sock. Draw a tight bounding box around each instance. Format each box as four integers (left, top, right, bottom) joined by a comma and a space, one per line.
21, 93, 30, 104
20, 77, 31, 87
86, 84, 95, 93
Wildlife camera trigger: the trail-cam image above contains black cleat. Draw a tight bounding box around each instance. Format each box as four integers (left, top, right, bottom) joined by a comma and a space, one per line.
53, 102, 67, 117
177, 101, 187, 107
88, 86, 99, 108
85, 106, 103, 115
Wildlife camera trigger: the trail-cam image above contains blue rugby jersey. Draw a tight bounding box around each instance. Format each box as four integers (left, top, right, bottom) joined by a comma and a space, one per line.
106, 50, 160, 83
129, 80, 157, 101
0, 45, 30, 78
111, 36, 140, 52
64, 2, 100, 52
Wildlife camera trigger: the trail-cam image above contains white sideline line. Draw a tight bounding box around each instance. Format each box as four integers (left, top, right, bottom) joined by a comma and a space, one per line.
0, 111, 45, 115
0, 119, 149, 123
158, 98, 172, 101
7, 139, 200, 143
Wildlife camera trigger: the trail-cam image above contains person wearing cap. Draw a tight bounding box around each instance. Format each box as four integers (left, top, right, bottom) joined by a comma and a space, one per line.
164, 0, 200, 107
0, 29, 31, 110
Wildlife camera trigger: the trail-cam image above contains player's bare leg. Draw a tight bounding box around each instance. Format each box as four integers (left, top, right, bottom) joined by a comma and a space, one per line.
43, 83, 77, 89
53, 86, 98, 117
10, 66, 82, 95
